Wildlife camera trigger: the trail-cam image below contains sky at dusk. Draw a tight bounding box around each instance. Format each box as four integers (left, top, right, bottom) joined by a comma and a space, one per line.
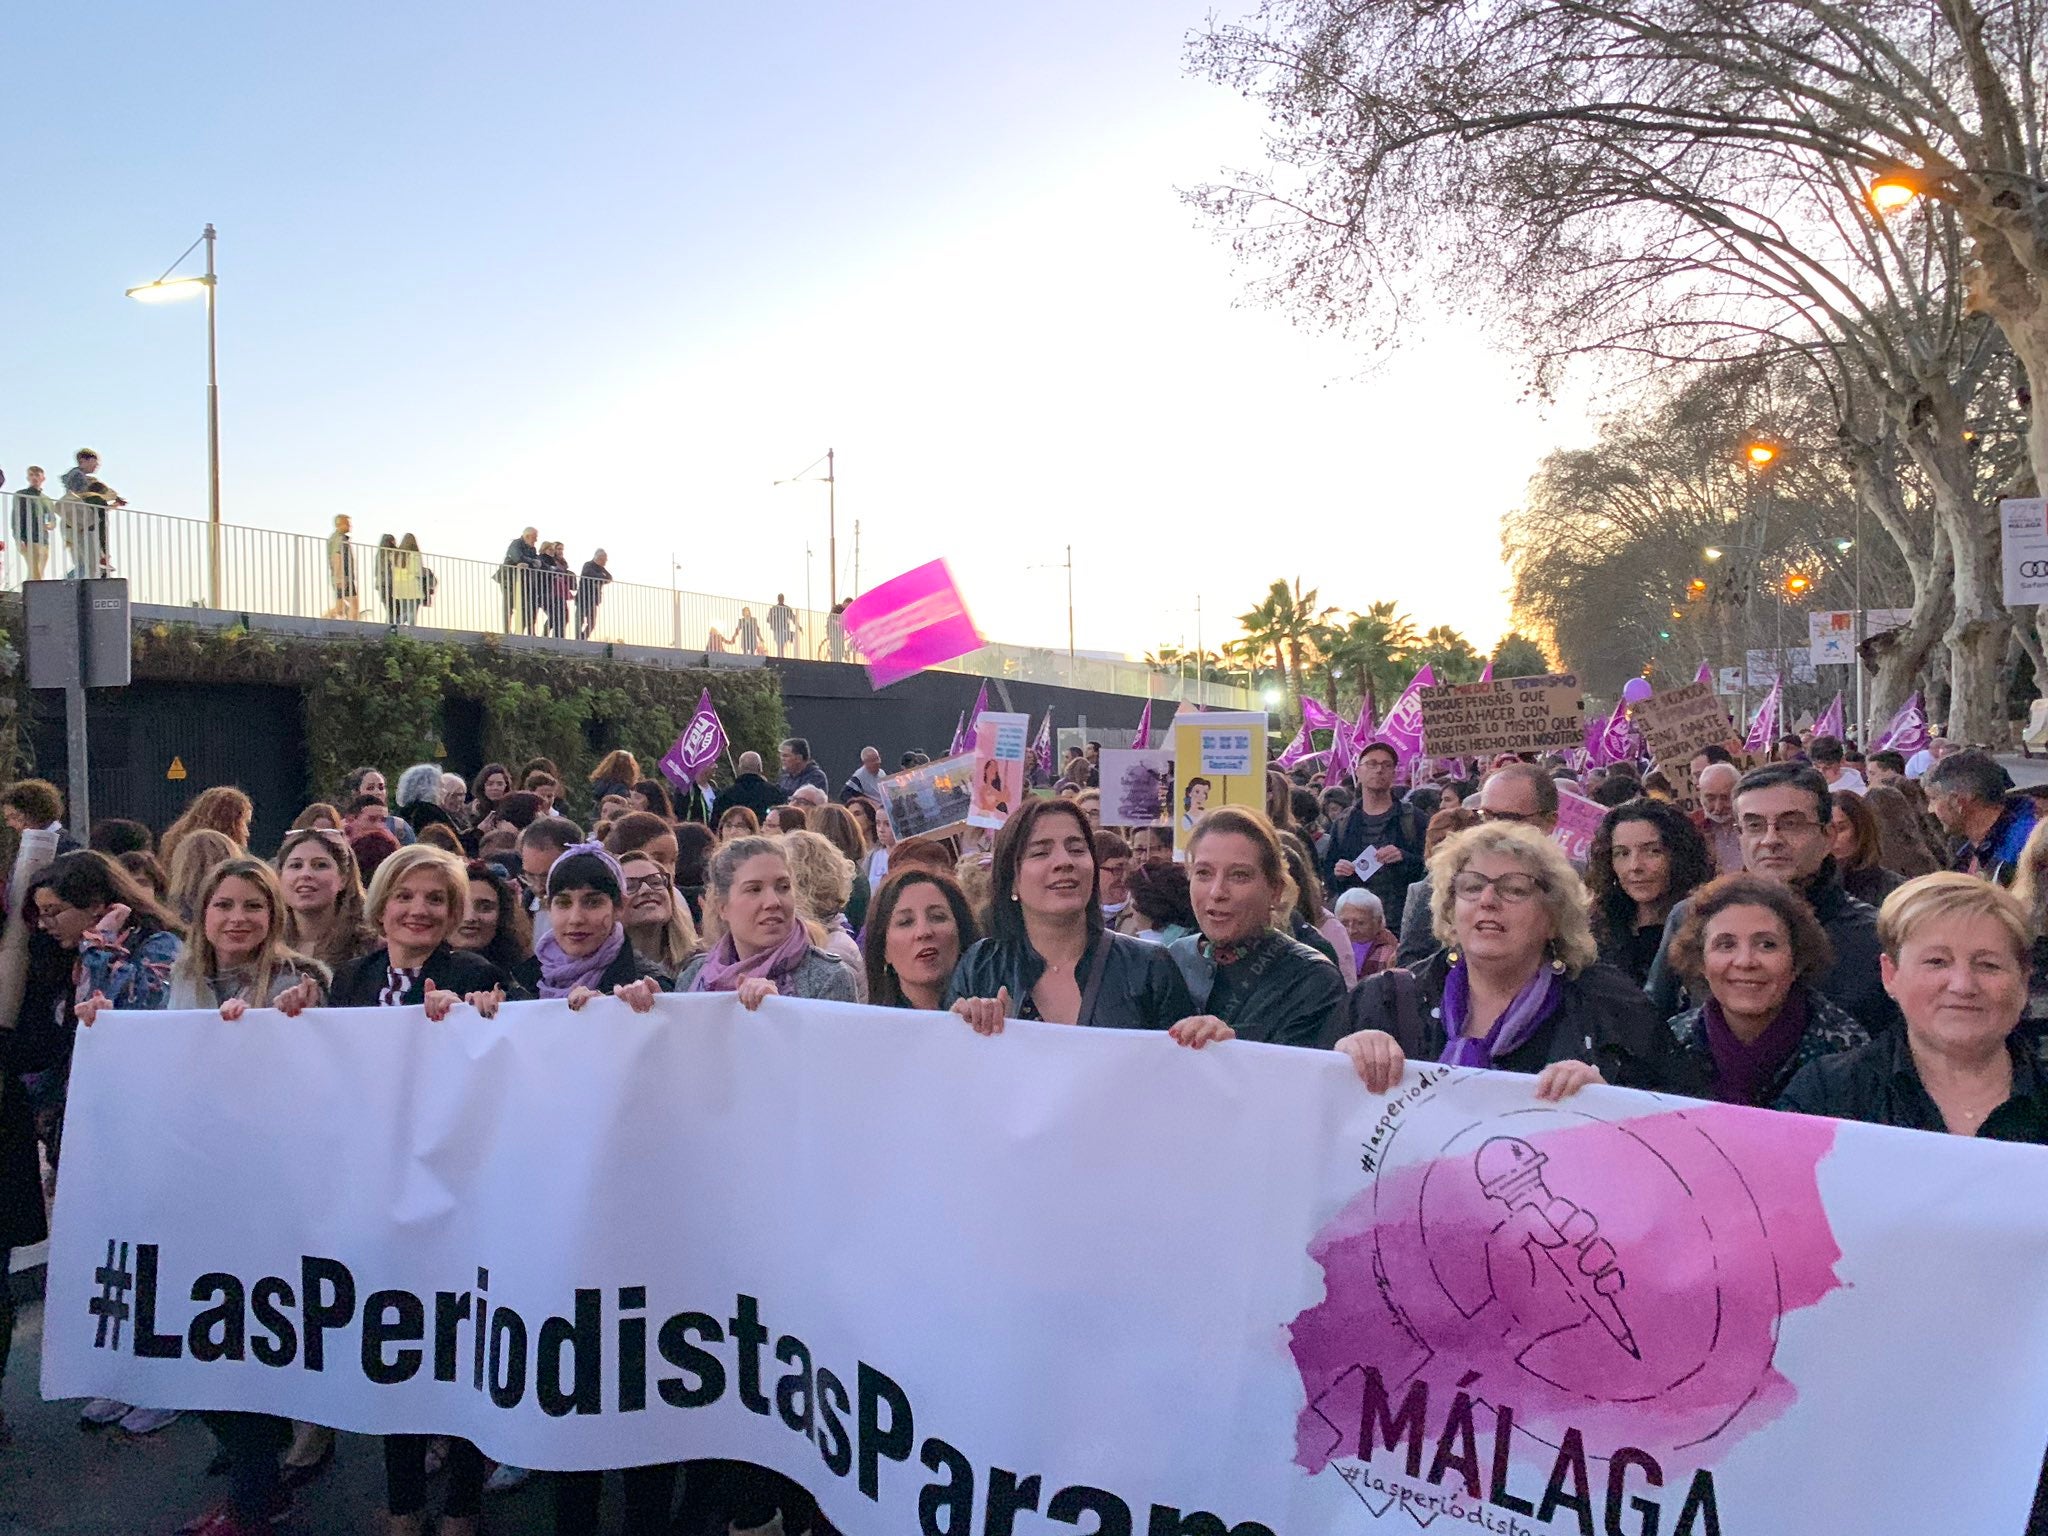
7, 1, 1593, 662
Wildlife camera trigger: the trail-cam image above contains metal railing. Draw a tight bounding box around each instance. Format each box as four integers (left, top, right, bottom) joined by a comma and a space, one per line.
0, 495, 1250, 706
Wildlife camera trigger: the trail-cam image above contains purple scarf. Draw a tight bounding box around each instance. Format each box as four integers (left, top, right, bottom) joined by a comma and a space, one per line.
689, 919, 812, 993
535, 923, 627, 999
1438, 958, 1564, 1068
1703, 988, 1808, 1106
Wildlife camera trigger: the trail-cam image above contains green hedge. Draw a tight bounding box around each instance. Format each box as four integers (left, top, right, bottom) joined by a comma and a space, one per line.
0, 600, 783, 815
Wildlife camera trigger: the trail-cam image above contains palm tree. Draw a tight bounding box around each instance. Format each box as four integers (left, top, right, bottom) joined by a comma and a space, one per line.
1490, 631, 1554, 678
1414, 624, 1484, 683
1237, 579, 1334, 699
1321, 601, 1421, 705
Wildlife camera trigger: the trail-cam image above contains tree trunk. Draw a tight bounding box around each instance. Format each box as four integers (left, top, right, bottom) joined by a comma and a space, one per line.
1845, 437, 1947, 724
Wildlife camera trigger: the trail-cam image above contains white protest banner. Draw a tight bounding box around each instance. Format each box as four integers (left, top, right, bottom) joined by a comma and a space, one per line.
45, 999, 2048, 1534
2004, 497, 2048, 606
1417, 673, 1585, 758
968, 711, 1030, 829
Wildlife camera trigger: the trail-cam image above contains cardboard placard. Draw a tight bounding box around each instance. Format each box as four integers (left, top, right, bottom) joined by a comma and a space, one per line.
878, 752, 976, 839
1638, 681, 1739, 765
1171, 712, 1269, 856
1417, 673, 1585, 758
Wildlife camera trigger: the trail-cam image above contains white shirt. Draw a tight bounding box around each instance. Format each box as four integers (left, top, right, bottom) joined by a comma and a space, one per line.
1825, 767, 1867, 795
1906, 749, 1935, 779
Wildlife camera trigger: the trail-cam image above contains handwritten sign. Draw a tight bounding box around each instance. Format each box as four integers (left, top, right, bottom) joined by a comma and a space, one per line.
1552, 787, 1607, 865
1418, 673, 1585, 757
1638, 681, 1738, 766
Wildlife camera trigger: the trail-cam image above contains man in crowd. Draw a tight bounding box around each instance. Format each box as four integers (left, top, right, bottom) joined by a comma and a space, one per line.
320, 513, 358, 621
1646, 762, 1896, 1034
1906, 735, 1952, 779
0, 778, 79, 852
1925, 750, 2037, 885
1694, 761, 1743, 874
1323, 742, 1427, 935
791, 784, 828, 809
767, 593, 801, 657
721, 751, 788, 821
778, 737, 830, 798
1096, 831, 1133, 925
498, 526, 542, 634
576, 549, 611, 640
60, 448, 122, 576
1129, 825, 1174, 866
1810, 734, 1865, 793
842, 746, 884, 803
514, 815, 583, 937
1396, 761, 1555, 967
1866, 750, 1907, 787
342, 794, 391, 845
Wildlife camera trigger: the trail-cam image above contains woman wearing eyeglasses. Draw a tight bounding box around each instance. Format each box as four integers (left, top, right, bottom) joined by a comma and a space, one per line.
1334, 823, 1699, 1097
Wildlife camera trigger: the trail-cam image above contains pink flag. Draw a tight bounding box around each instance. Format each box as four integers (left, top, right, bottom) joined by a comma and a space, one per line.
1326, 716, 1359, 786
660, 687, 727, 789
1134, 700, 1153, 750
1360, 690, 1377, 739
1598, 698, 1637, 765
1300, 697, 1340, 732
1694, 660, 1714, 688
1373, 665, 1437, 765
1582, 714, 1611, 768
1873, 692, 1930, 755
1029, 710, 1055, 785
1744, 682, 1782, 754
1478, 659, 1494, 684
841, 560, 983, 689
946, 711, 968, 757
1274, 721, 1317, 770
965, 680, 990, 737
1813, 692, 1845, 741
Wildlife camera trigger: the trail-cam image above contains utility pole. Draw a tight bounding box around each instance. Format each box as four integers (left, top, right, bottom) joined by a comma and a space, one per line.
827, 447, 837, 608
1064, 543, 1076, 687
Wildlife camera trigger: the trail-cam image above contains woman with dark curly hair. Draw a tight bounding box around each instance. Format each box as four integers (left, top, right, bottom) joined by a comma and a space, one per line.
1586, 799, 1713, 985
1664, 872, 1867, 1106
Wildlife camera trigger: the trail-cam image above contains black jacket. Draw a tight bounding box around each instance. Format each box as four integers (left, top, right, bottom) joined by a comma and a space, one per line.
719, 772, 788, 822
1320, 798, 1427, 926
1335, 950, 1706, 1093
329, 944, 508, 1008
1645, 861, 1900, 1037
946, 929, 1195, 1031
1167, 931, 1344, 1048
510, 941, 670, 999
1777, 1024, 2048, 1143
0, 1031, 46, 1252
1668, 987, 1869, 1108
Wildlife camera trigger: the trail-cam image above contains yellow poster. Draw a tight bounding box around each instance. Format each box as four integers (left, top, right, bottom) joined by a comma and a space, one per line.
1171, 710, 1269, 857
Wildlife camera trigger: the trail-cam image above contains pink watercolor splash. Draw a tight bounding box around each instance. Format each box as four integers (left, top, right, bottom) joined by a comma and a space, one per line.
1291, 1101, 1842, 1472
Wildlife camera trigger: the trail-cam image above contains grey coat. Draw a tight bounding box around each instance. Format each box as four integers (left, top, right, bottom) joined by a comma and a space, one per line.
676, 947, 858, 1002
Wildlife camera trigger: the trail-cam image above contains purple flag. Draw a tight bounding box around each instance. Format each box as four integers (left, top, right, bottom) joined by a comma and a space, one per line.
1744, 682, 1782, 755
841, 560, 983, 689
1695, 660, 1714, 688
1813, 692, 1845, 741
1582, 715, 1611, 768
965, 681, 990, 737
1134, 700, 1153, 751
1274, 721, 1316, 770
1360, 690, 1377, 739
1873, 692, 1930, 755
1598, 699, 1637, 766
946, 711, 969, 758
1326, 716, 1358, 786
1373, 665, 1437, 765
1029, 710, 1055, 786
660, 688, 726, 789
1300, 697, 1340, 732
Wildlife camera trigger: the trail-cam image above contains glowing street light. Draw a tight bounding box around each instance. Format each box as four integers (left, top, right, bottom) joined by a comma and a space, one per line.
1704, 547, 1725, 561
1745, 442, 1778, 467
1869, 172, 1922, 213
1783, 573, 1813, 597
127, 224, 221, 608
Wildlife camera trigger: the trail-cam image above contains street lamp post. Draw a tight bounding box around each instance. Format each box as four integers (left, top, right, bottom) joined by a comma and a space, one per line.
774, 449, 837, 608
127, 224, 220, 608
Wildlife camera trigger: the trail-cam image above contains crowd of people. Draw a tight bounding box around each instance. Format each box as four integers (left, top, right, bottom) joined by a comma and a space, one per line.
1, 715, 2045, 1534
1, 449, 127, 579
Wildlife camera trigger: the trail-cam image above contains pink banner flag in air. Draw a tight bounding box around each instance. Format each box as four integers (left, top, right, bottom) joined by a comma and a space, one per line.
1028, 710, 1054, 786
1274, 722, 1316, 770
1133, 700, 1153, 750
660, 688, 727, 790
1695, 660, 1714, 687
840, 560, 983, 689
1813, 692, 1845, 741
1373, 665, 1436, 764
1744, 681, 1782, 754
1874, 691, 1930, 755
1299, 697, 1340, 732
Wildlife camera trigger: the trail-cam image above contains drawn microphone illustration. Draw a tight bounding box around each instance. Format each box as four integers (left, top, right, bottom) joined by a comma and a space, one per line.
1474, 1135, 1641, 1360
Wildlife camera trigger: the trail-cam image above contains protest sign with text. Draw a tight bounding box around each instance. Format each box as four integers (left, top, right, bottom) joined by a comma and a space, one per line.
878, 751, 974, 838
967, 711, 1029, 829
1637, 681, 1738, 766
45, 998, 2048, 1534
1416, 673, 1584, 758
1171, 711, 1268, 855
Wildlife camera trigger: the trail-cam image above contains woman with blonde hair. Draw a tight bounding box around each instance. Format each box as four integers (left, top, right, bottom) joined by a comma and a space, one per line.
677, 836, 857, 1005
165, 828, 240, 929
1337, 822, 1696, 1095
618, 848, 699, 979
168, 858, 328, 1014
804, 801, 872, 928
159, 785, 252, 866
779, 828, 866, 999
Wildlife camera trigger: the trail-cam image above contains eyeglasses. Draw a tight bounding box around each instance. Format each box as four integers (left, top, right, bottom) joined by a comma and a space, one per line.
623, 874, 668, 895
1450, 870, 1549, 903
1737, 814, 1822, 838
1478, 808, 1535, 824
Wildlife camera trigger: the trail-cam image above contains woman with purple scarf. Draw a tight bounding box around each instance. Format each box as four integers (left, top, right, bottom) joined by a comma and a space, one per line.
1661, 874, 1868, 1107
508, 843, 669, 1010
1336, 823, 1700, 1097
675, 835, 859, 1006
